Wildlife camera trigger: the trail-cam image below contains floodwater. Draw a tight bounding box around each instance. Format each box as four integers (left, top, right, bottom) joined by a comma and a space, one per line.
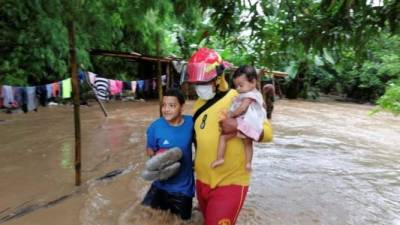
0, 99, 399, 225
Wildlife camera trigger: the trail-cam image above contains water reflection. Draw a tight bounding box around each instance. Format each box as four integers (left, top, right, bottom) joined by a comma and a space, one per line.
60, 142, 73, 169
1, 100, 400, 225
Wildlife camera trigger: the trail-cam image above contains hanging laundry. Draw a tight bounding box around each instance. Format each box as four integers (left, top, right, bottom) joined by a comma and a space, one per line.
52, 82, 60, 97
137, 80, 145, 92
144, 80, 150, 92
161, 75, 167, 86
152, 79, 156, 90
109, 79, 117, 95
172, 60, 188, 85
14, 87, 24, 108
46, 84, 52, 99
62, 78, 72, 99
19, 87, 28, 113
37, 85, 48, 106
88, 72, 97, 86
58, 81, 63, 97
94, 77, 109, 101
172, 61, 185, 73
109, 80, 124, 95
0, 85, 3, 108
116, 80, 123, 94
123, 81, 131, 91
26, 86, 38, 111
78, 70, 86, 84
13, 87, 27, 113
1, 85, 14, 108
131, 81, 137, 94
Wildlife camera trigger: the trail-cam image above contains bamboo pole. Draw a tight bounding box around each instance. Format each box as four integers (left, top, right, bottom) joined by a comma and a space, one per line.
68, 21, 81, 186
156, 34, 163, 117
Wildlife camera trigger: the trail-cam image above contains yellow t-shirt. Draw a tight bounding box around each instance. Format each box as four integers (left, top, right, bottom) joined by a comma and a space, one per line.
193, 89, 273, 188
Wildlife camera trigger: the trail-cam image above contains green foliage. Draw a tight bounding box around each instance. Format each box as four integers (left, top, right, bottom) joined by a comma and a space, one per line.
0, 0, 192, 85
1, 0, 399, 111
374, 81, 400, 115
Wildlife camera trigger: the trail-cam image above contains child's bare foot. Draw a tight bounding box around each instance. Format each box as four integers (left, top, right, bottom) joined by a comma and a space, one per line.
211, 159, 225, 168
245, 163, 252, 172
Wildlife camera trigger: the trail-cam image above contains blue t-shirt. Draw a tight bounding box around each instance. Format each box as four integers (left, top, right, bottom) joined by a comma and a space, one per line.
146, 115, 194, 197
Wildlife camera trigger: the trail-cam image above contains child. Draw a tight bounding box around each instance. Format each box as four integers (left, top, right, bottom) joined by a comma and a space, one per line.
211, 65, 266, 171
141, 88, 194, 220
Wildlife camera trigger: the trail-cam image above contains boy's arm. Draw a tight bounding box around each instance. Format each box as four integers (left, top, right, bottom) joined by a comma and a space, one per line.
229, 98, 253, 118
146, 123, 157, 158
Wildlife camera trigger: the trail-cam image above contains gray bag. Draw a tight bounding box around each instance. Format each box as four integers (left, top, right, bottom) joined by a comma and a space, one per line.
141, 147, 182, 181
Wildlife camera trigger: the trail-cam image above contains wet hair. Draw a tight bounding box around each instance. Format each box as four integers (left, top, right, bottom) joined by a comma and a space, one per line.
232, 65, 258, 82
164, 88, 185, 105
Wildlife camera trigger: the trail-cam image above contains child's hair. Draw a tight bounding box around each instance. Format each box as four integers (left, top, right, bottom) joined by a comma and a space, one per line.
164, 88, 185, 105
233, 65, 258, 82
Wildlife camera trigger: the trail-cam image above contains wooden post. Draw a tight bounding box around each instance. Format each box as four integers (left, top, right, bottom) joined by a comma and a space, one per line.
170, 63, 174, 89
166, 63, 171, 89
68, 21, 81, 186
156, 34, 163, 117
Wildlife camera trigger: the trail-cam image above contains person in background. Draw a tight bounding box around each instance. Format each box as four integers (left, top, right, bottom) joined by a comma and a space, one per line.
187, 48, 273, 225
141, 88, 194, 220
262, 83, 275, 120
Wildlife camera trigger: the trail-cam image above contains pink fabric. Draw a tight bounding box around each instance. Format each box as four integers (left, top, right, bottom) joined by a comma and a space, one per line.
109, 80, 123, 95
230, 89, 266, 141
231, 90, 264, 109
116, 80, 123, 93
236, 117, 261, 141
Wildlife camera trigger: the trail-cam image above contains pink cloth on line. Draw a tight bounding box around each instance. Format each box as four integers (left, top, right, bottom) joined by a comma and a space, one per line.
131, 81, 137, 93
109, 80, 123, 95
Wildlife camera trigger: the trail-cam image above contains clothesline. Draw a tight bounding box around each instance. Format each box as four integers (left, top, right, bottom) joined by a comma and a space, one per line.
0, 70, 167, 112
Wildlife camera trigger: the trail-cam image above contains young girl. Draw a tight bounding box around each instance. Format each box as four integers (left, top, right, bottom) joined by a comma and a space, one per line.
211, 65, 266, 171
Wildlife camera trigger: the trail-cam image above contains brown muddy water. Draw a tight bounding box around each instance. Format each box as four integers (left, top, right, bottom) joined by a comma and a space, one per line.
0, 99, 399, 225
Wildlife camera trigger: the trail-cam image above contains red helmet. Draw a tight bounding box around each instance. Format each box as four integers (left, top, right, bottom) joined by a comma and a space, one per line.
187, 48, 223, 83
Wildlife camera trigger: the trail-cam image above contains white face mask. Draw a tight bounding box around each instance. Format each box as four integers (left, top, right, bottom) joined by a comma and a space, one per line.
195, 84, 215, 100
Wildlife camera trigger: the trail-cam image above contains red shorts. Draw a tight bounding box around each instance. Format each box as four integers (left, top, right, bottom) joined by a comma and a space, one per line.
196, 180, 248, 225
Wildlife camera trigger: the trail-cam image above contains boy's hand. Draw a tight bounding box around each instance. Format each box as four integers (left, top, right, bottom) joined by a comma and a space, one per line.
146, 148, 155, 157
